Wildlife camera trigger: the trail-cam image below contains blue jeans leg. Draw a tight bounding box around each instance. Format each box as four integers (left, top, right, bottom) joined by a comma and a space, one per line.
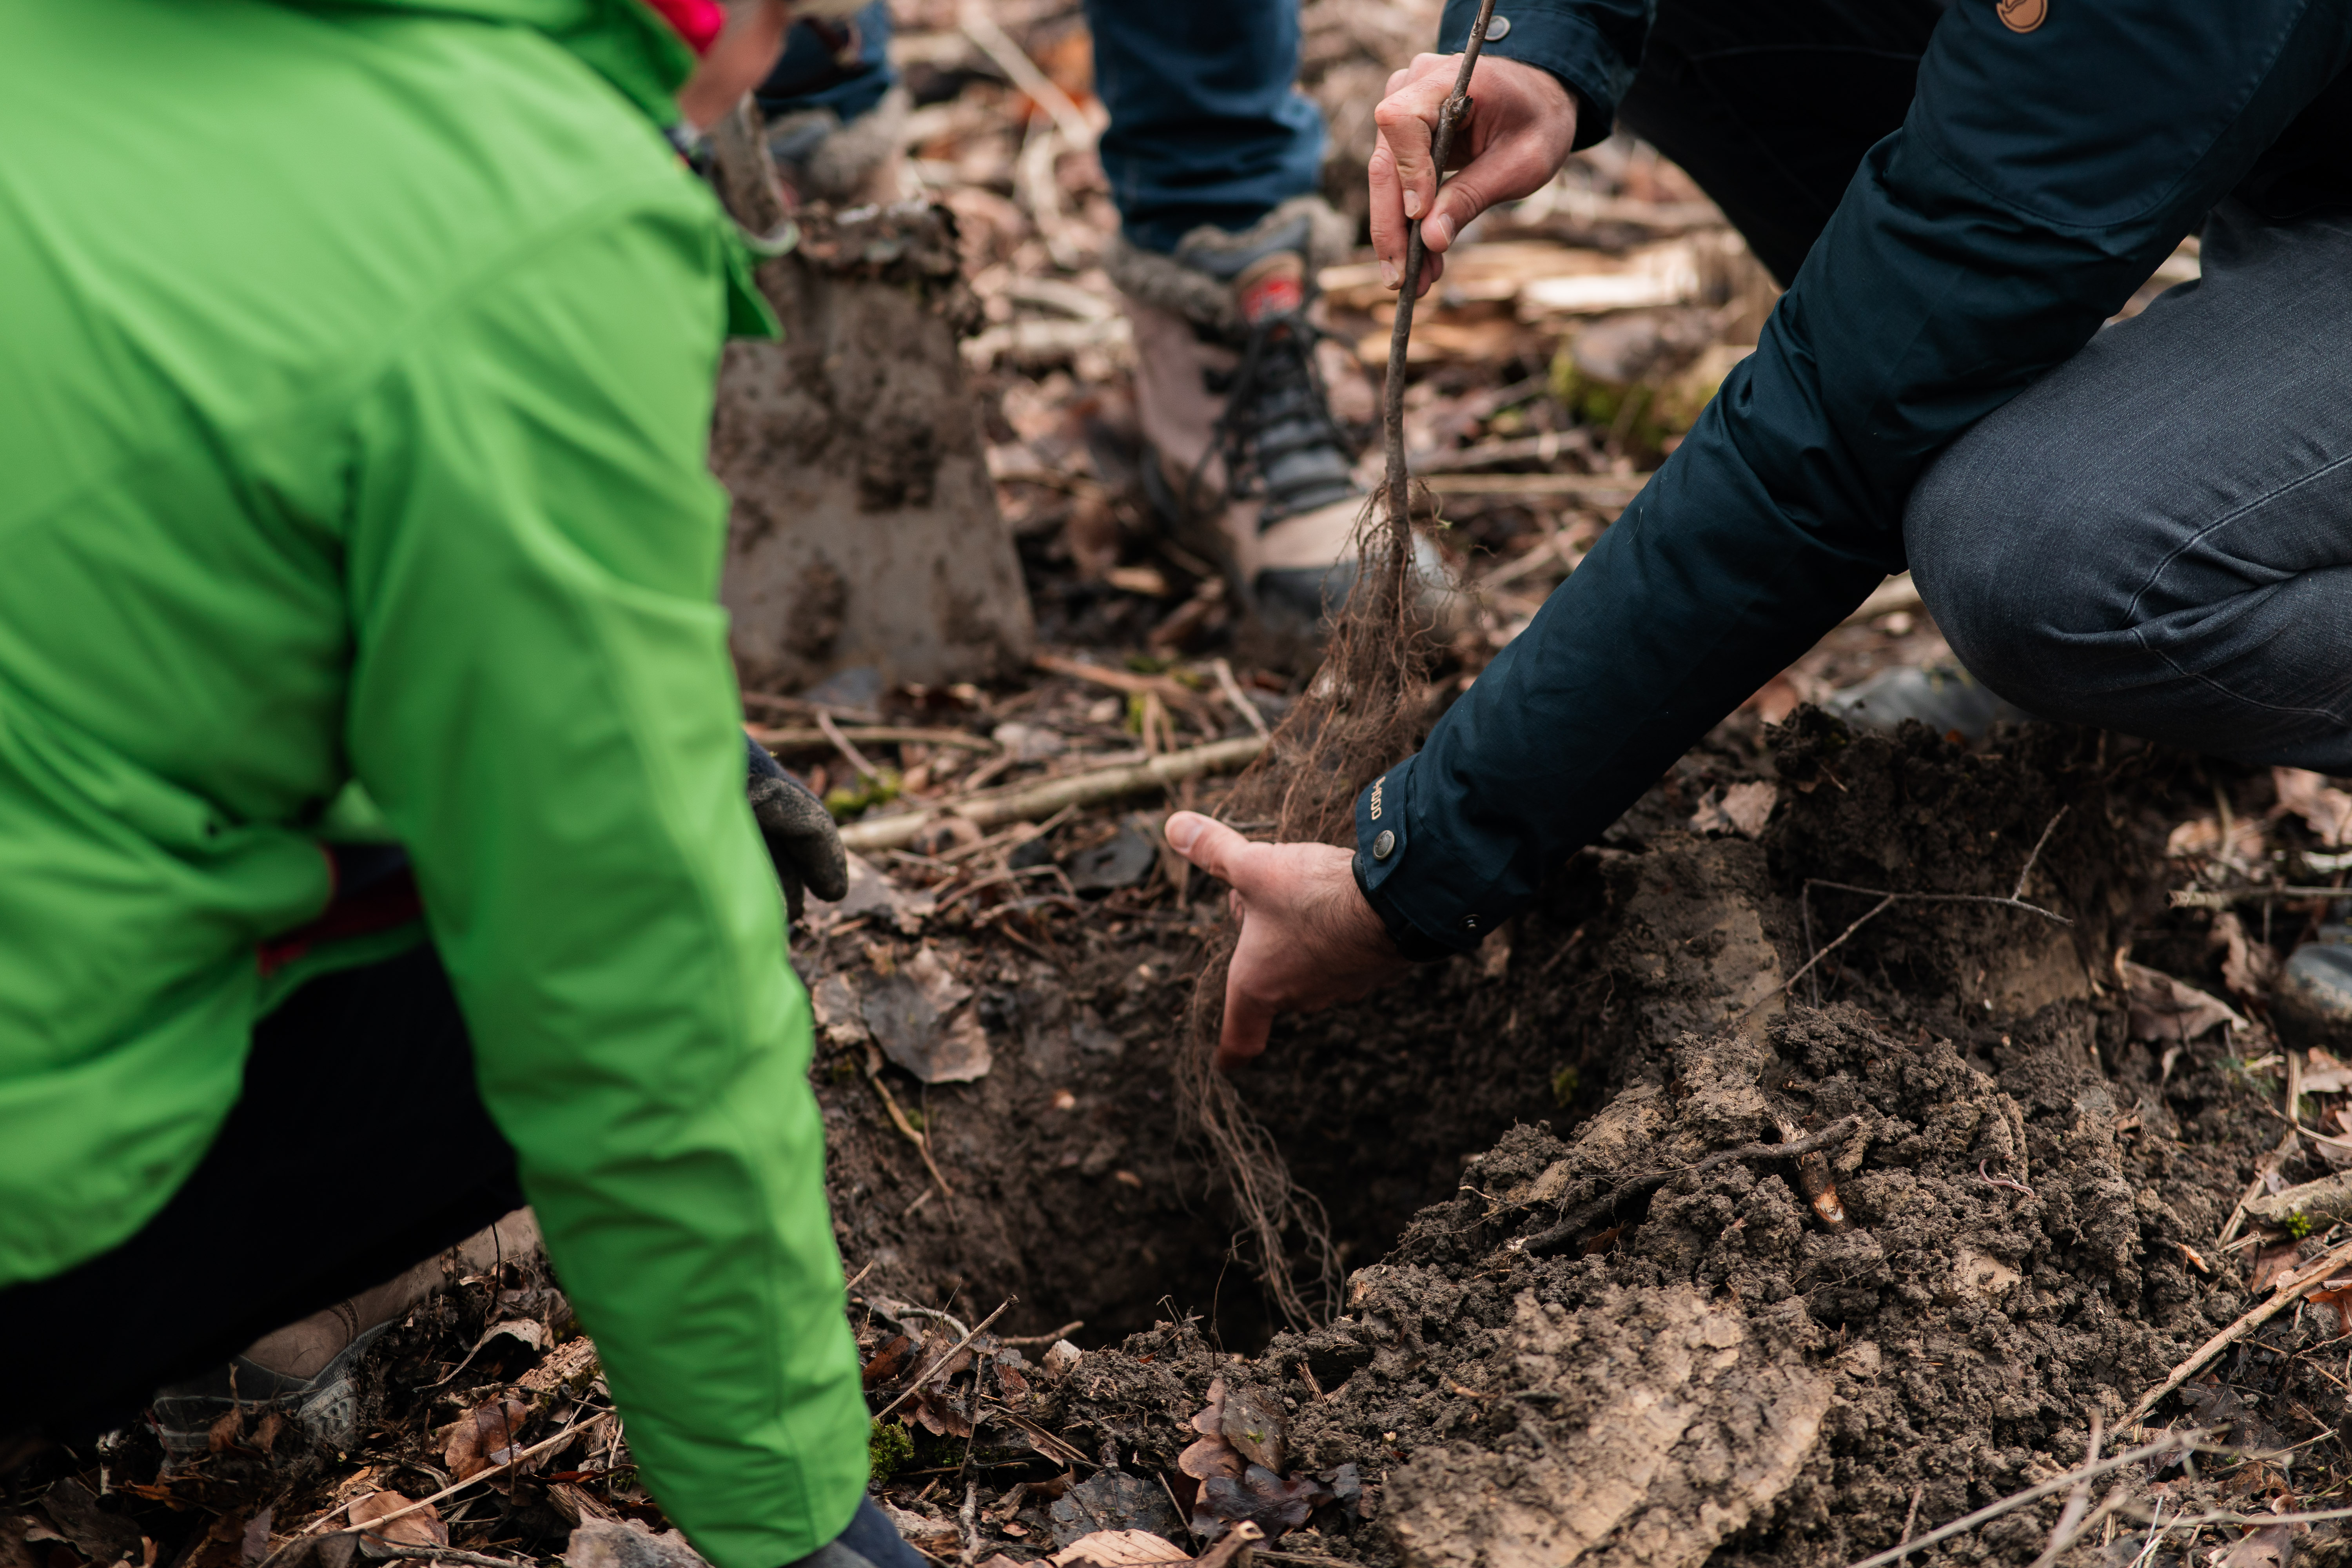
755, 1, 895, 123
1906, 201, 2352, 769
1083, 0, 1327, 253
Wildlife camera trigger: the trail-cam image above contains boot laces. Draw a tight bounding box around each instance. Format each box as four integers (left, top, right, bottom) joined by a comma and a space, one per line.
1186, 312, 1360, 531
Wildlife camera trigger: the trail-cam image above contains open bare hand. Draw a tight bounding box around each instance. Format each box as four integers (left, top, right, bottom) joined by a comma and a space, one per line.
1369, 54, 1577, 296
1165, 812, 1406, 1071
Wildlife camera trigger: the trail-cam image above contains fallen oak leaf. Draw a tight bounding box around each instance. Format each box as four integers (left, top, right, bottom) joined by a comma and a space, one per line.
1191, 1521, 1265, 1568
443, 1397, 532, 1484
1216, 1385, 1285, 1474
1191, 1466, 1330, 1541
2274, 768, 2352, 847
1180, 1376, 1247, 1480
2216, 1515, 2295, 1568
347, 1494, 446, 1561
1178, 1434, 1243, 1482
860, 1334, 915, 1387
1192, 1376, 1227, 1436
2310, 1281, 2352, 1337
1045, 1531, 1190, 1568
2122, 962, 2246, 1044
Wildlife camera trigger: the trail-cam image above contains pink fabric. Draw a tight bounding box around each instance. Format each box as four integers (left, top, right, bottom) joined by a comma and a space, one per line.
642, 0, 725, 54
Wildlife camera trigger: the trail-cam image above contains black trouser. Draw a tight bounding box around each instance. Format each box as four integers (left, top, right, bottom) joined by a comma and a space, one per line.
0, 944, 521, 1442
1619, 0, 1948, 286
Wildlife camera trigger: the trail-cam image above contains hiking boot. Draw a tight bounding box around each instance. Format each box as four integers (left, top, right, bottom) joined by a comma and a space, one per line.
1108, 197, 1448, 632
151, 1210, 539, 1457
2276, 939, 2352, 1052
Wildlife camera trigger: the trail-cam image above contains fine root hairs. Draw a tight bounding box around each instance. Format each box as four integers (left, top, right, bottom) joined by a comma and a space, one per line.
1174, 0, 1499, 1330
1176, 508, 1440, 1329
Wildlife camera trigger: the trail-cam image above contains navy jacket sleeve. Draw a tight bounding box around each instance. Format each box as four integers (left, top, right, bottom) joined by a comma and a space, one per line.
1363, 0, 2352, 956
1436, 0, 1650, 149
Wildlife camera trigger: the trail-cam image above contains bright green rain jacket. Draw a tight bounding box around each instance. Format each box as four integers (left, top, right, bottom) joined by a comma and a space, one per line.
0, 1, 866, 1559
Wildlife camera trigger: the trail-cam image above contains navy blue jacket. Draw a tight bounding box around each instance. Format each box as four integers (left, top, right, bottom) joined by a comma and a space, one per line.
1357, 0, 2352, 956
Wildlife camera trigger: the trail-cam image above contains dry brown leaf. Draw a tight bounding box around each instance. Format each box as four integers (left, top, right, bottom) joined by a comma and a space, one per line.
1217, 1384, 1286, 1474
2251, 1240, 2305, 1295
2275, 768, 2352, 846
1192, 1376, 1227, 1436
1178, 1434, 1243, 1482
444, 1396, 532, 1483
238, 1510, 272, 1568
1192, 1466, 1330, 1539
861, 1333, 915, 1387
1191, 1522, 1267, 1568
2169, 815, 2267, 863
1045, 1531, 1191, 1568
2214, 911, 2284, 1002
347, 1493, 446, 1559
909, 1383, 973, 1438
2309, 1282, 2352, 1338
37, 1479, 147, 1565
2216, 1517, 2295, 1568
1690, 780, 1778, 839
2122, 961, 2247, 1043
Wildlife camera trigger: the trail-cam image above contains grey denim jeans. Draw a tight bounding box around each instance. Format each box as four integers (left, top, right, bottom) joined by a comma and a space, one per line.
1906, 201, 2352, 770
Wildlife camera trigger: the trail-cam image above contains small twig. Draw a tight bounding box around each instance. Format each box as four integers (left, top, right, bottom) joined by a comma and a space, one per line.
838, 736, 1266, 854
845, 1259, 878, 1293
2221, 1128, 2302, 1247
2012, 808, 2068, 900
867, 1054, 955, 1197
1381, 0, 1502, 536
1519, 1116, 1862, 1256
817, 711, 881, 782
996, 1321, 1084, 1348
2257, 1100, 2352, 1154
1768, 814, 2073, 1016
359, 1548, 534, 1568
955, 1481, 981, 1568
750, 725, 996, 754
1210, 659, 1270, 740
2122, 1504, 2352, 1530
958, 4, 1096, 149
1898, 1483, 1924, 1547
2024, 1415, 2101, 1568
1843, 1431, 2208, 1568
258, 1424, 582, 1568
2172, 886, 2352, 909
2126, 1232, 2352, 1423
1775, 893, 1896, 1011
1980, 1160, 2037, 1201
873, 1298, 1017, 1422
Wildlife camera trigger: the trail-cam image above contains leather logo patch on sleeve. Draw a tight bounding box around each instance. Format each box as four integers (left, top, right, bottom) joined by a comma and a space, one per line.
1997, 0, 2047, 31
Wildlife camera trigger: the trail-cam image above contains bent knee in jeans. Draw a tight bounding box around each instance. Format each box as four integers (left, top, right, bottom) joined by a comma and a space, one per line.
1903, 205, 2352, 771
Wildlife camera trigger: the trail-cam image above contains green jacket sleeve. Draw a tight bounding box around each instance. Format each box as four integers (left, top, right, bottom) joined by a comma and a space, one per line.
340, 183, 867, 1567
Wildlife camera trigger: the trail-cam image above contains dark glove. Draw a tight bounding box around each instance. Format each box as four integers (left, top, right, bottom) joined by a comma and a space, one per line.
745, 733, 849, 922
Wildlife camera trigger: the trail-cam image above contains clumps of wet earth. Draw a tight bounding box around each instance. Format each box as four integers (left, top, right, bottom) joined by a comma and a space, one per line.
870, 715, 2352, 1568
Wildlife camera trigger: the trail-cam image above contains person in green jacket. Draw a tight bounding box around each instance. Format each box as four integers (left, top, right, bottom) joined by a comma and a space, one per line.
0, 4, 914, 1565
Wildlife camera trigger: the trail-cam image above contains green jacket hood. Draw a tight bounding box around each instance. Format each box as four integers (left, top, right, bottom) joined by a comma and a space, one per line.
276, 0, 694, 119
